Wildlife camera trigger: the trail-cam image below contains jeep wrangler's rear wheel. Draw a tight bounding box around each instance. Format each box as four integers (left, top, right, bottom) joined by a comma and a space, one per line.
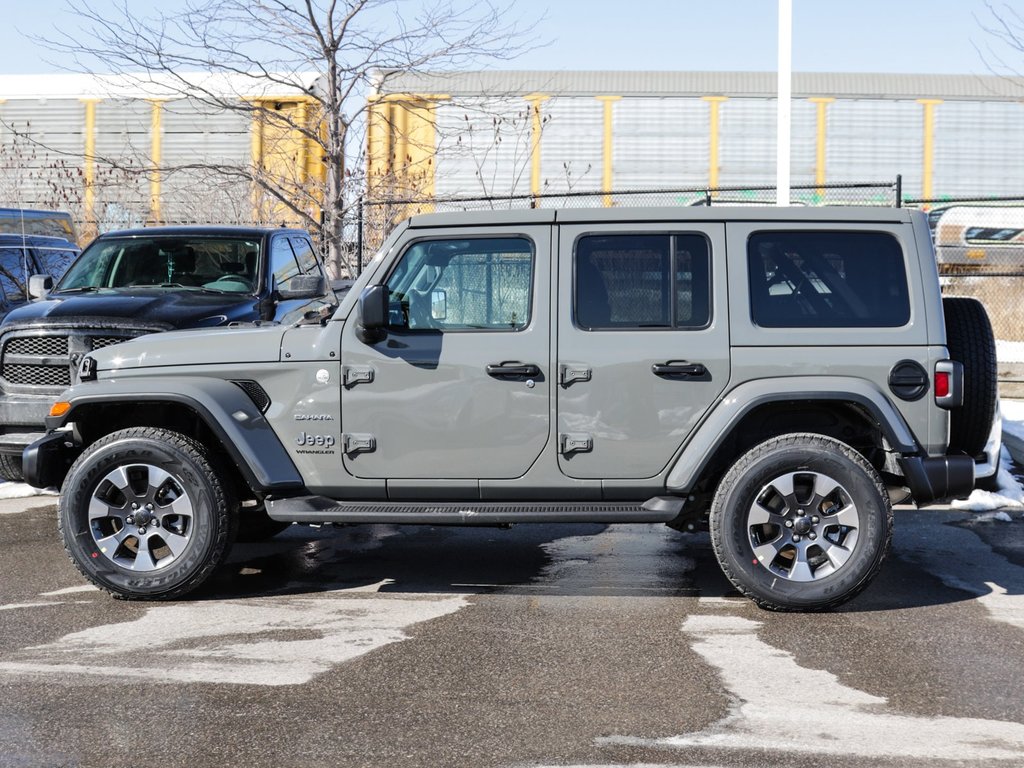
710, 433, 892, 612
58, 427, 237, 600
0, 453, 23, 482
942, 296, 997, 458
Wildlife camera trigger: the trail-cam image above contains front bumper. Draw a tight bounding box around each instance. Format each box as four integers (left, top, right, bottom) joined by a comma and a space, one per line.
22, 430, 79, 489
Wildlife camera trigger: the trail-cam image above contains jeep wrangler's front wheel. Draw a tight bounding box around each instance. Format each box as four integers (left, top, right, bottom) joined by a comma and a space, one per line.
710, 433, 892, 612
59, 427, 237, 600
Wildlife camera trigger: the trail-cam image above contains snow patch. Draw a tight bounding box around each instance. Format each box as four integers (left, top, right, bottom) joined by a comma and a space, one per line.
0, 593, 468, 686
997, 339, 1024, 364
952, 446, 1024, 513
0, 482, 58, 501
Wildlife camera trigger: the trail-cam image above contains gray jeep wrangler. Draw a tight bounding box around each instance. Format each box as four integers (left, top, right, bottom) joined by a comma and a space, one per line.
25, 207, 997, 611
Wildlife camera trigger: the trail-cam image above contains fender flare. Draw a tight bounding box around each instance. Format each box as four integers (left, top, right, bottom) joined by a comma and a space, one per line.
45, 377, 304, 493
665, 376, 921, 493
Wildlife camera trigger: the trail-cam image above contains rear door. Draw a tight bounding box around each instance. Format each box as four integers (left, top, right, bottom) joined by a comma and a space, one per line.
556, 223, 730, 479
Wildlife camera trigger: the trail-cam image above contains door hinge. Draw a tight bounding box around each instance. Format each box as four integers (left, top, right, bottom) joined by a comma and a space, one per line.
343, 366, 375, 387
343, 433, 377, 454
559, 432, 593, 455
559, 364, 592, 386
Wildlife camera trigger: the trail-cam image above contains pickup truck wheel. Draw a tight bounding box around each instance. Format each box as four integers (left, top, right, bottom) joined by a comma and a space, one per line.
58, 427, 237, 600
710, 433, 892, 612
942, 296, 997, 458
0, 453, 23, 482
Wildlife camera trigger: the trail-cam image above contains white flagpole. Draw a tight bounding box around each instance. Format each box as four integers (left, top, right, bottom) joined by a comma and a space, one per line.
777, 0, 792, 206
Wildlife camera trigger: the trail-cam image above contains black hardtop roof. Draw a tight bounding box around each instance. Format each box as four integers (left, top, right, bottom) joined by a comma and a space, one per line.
96, 225, 309, 239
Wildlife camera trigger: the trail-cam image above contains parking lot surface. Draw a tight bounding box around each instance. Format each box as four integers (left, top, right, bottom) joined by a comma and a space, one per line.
2, 496, 1024, 767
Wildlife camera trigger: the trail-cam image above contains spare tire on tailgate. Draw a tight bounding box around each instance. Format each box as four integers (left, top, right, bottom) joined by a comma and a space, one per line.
942, 296, 997, 458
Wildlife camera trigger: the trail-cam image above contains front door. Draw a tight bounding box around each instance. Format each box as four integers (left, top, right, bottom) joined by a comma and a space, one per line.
556, 223, 730, 479
340, 227, 550, 481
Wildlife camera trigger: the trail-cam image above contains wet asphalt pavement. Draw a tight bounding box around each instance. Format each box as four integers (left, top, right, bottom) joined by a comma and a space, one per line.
2, 495, 1024, 767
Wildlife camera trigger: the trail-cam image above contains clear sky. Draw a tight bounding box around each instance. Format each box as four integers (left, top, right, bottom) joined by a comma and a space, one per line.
0, 0, 1017, 75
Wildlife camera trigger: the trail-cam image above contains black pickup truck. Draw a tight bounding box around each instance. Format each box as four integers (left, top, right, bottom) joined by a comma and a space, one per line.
0, 225, 335, 480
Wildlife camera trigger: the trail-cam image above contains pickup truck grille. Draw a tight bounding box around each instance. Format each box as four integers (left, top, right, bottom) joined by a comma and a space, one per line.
0, 330, 145, 392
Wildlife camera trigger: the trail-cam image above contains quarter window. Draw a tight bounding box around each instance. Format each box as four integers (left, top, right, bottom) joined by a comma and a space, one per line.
574, 234, 711, 330
385, 237, 533, 331
747, 231, 910, 328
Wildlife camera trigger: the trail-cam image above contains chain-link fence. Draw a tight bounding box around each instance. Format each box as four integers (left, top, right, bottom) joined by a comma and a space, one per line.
907, 195, 1024, 348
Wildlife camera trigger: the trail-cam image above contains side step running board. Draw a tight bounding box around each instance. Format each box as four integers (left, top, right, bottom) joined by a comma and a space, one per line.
266, 495, 685, 525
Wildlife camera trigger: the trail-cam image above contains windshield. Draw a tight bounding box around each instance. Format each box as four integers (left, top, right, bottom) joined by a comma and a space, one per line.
57, 236, 261, 293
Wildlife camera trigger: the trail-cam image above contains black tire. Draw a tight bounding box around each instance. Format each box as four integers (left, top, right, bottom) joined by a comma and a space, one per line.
0, 453, 23, 482
943, 296, 997, 458
710, 433, 892, 612
58, 427, 237, 600
236, 506, 291, 542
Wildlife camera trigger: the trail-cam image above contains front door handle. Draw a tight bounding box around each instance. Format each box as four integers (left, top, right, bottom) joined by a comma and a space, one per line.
652, 361, 708, 378
486, 361, 541, 378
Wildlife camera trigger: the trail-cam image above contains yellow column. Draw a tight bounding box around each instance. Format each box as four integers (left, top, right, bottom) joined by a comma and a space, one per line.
524, 93, 550, 199
808, 97, 834, 195
148, 100, 164, 224
596, 95, 621, 207
296, 99, 309, 186
702, 96, 728, 192
918, 99, 943, 200
250, 100, 265, 222
80, 99, 100, 236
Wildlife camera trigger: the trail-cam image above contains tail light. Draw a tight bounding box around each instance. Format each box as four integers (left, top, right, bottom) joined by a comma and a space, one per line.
934, 360, 963, 409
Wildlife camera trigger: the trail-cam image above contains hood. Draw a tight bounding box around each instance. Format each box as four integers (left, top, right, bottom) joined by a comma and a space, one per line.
3, 288, 259, 329
91, 323, 288, 372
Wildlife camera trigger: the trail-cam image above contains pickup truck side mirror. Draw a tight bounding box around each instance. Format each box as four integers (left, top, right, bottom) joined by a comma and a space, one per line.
28, 274, 53, 299
357, 285, 388, 344
277, 274, 327, 300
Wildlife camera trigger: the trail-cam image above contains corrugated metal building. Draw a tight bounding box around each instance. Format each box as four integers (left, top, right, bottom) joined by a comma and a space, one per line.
0, 73, 324, 239
367, 71, 1024, 204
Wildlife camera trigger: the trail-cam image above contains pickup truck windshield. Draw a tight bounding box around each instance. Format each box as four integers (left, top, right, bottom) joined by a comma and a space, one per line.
58, 237, 261, 293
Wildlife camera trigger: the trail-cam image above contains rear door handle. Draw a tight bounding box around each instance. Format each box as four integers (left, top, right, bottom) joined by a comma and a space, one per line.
487, 361, 541, 378
652, 361, 708, 378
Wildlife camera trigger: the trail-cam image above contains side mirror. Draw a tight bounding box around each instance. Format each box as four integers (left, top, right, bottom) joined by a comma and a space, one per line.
357, 285, 388, 344
277, 274, 327, 300
28, 274, 53, 299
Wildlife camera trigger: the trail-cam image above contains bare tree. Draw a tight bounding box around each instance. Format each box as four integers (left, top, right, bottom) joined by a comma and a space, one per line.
40, 0, 537, 275
975, 1, 1024, 81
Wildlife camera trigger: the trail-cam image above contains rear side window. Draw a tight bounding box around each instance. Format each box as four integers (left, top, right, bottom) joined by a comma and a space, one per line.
747, 231, 910, 328
574, 234, 711, 330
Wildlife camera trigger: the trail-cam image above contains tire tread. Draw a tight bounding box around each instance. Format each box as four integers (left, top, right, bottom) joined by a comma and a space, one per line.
58, 426, 235, 600
710, 432, 893, 612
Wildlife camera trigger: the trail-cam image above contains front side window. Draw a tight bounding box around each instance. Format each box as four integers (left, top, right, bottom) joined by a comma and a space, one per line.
32, 246, 79, 280
385, 237, 533, 331
574, 233, 711, 330
288, 237, 321, 276
0, 247, 28, 302
270, 238, 302, 287
747, 231, 910, 328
